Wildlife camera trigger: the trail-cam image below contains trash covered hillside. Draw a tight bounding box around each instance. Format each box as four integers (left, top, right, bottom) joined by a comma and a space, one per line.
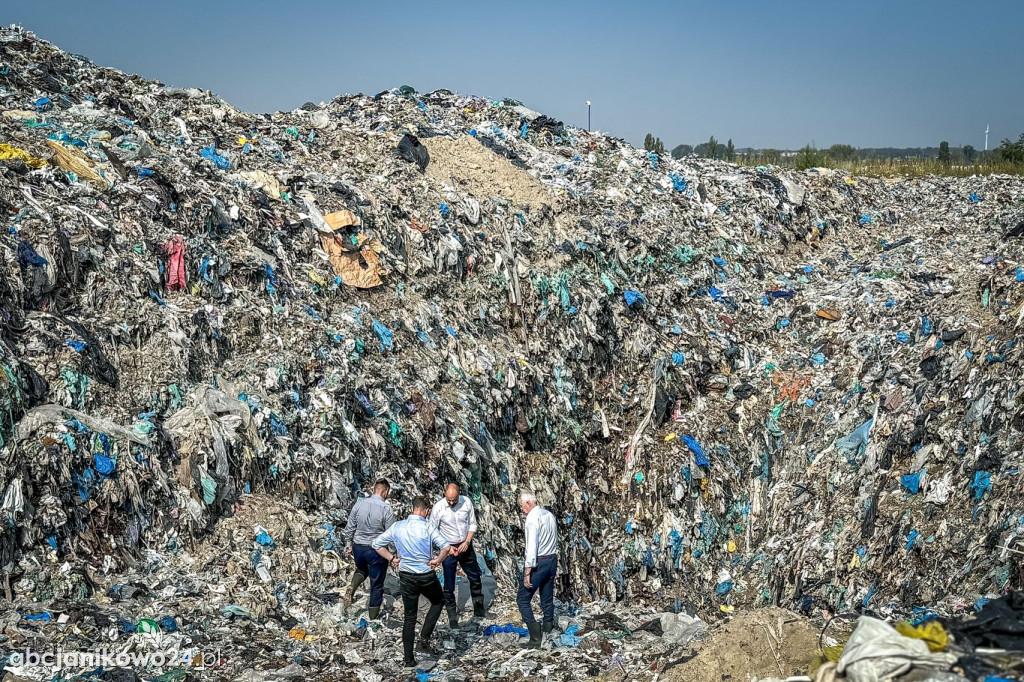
1, 24, 1023, 682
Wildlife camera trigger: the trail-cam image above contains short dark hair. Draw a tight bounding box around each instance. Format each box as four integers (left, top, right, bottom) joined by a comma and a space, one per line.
373, 479, 390, 492
410, 496, 430, 513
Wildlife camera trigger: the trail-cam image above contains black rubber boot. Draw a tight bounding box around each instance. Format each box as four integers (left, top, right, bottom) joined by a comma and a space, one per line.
542, 621, 554, 635
472, 596, 486, 618
367, 606, 381, 620
416, 640, 438, 656
344, 571, 367, 610
523, 622, 542, 649
446, 606, 459, 628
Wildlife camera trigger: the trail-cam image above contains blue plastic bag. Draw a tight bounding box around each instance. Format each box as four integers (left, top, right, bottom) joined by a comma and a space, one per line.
484, 623, 529, 637
372, 319, 394, 351
94, 454, 116, 476
835, 419, 873, 457
200, 145, 231, 170
680, 435, 708, 467
624, 290, 646, 307
901, 471, 923, 494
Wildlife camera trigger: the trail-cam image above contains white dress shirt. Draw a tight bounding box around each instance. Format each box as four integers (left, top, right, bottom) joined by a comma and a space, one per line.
524, 506, 557, 568
429, 495, 478, 544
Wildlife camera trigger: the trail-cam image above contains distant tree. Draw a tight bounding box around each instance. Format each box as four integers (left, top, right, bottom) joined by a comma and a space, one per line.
725, 139, 736, 162
995, 134, 1024, 164
706, 136, 720, 159
938, 141, 951, 164
828, 144, 857, 162
760, 149, 781, 164
795, 144, 822, 171
962, 145, 976, 163
671, 144, 694, 159
644, 133, 665, 156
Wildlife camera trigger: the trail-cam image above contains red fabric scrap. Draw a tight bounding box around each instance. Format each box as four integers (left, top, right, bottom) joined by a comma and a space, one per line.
164, 235, 186, 291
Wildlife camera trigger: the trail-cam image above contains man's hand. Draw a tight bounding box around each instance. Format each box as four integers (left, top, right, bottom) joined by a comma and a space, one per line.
345, 546, 353, 557
524, 571, 532, 589
390, 556, 401, 570
457, 540, 470, 556
428, 557, 442, 570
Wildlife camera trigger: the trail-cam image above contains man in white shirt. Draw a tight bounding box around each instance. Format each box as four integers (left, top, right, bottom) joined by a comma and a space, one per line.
429, 483, 485, 627
516, 491, 558, 648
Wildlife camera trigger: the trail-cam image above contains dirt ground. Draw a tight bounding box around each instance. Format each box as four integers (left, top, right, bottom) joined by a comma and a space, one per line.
421, 133, 563, 211
662, 609, 821, 682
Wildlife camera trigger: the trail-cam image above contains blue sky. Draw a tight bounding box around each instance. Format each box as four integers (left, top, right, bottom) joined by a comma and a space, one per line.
7, 0, 1023, 150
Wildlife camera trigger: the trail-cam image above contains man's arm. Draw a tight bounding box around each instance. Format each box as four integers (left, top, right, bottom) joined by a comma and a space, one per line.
460, 498, 477, 552
523, 514, 537, 587
428, 527, 453, 569
342, 501, 361, 551
429, 544, 452, 569
382, 503, 397, 530
372, 526, 399, 568
428, 499, 442, 529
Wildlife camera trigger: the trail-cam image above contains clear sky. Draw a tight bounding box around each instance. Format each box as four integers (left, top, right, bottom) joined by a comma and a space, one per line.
6, 0, 1023, 150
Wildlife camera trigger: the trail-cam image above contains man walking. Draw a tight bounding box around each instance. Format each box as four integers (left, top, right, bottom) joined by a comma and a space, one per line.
516, 491, 557, 648
342, 479, 396, 619
429, 483, 485, 626
373, 497, 452, 669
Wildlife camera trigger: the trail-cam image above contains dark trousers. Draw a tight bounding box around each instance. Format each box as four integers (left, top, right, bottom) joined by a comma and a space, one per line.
441, 541, 484, 609
399, 570, 444, 663
516, 555, 556, 624
352, 544, 388, 607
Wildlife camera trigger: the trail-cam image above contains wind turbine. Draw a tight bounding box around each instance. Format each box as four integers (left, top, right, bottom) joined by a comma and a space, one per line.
985, 125, 989, 151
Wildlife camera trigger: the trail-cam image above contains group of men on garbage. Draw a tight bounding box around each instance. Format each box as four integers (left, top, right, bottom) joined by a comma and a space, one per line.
343, 480, 558, 668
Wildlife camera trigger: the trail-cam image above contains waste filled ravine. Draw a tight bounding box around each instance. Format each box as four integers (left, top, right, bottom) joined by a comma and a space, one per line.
0, 25, 1022, 682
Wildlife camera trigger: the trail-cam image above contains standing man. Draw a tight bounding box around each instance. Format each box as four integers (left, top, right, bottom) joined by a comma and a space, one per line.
373, 497, 452, 669
342, 479, 396, 620
429, 483, 485, 627
516, 491, 558, 649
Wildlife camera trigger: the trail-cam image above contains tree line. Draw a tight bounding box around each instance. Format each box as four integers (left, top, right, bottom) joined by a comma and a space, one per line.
643, 132, 1024, 169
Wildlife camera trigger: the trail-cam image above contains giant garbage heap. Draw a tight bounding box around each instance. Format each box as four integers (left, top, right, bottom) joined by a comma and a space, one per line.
1, 24, 1024, 660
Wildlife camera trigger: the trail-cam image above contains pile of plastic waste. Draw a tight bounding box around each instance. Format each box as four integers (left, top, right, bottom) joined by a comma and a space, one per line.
0, 24, 1023, 681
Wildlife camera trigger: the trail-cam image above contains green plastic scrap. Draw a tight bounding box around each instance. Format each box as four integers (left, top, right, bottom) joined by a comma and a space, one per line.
674, 245, 698, 264
388, 420, 403, 447
600, 272, 616, 294
169, 384, 182, 408
132, 420, 154, 437
60, 368, 89, 408
557, 273, 571, 310
200, 474, 217, 504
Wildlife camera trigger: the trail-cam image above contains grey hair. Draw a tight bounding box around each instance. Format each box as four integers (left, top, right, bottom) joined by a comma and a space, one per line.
519, 491, 537, 505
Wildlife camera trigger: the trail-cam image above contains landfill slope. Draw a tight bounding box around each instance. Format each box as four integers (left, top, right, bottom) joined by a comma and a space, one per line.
1, 22, 1024, 629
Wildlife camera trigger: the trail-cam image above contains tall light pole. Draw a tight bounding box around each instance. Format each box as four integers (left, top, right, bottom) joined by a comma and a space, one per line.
985, 124, 989, 151
586, 101, 591, 132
